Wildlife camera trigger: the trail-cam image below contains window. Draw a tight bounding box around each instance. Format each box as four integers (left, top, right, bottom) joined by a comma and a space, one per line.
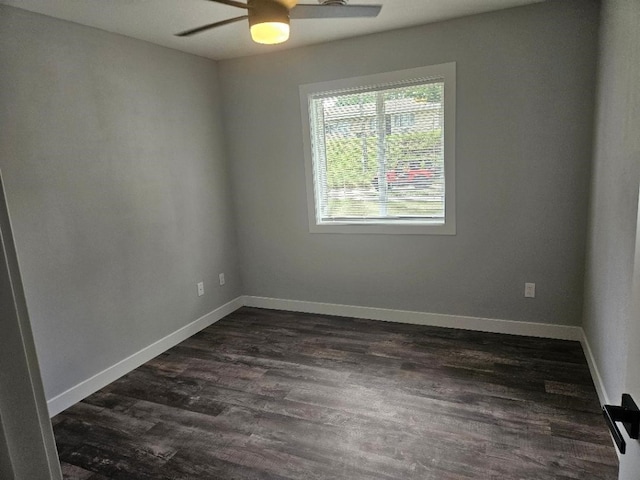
300, 63, 456, 235
393, 112, 416, 130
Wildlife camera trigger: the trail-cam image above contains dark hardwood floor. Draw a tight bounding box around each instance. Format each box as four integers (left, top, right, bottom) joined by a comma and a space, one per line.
52, 307, 618, 479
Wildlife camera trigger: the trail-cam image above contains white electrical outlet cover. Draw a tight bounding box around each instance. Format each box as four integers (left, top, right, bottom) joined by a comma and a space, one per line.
524, 282, 536, 298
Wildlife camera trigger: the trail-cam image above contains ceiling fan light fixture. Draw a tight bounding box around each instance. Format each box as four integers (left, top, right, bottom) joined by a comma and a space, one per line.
250, 21, 290, 44
249, 0, 290, 44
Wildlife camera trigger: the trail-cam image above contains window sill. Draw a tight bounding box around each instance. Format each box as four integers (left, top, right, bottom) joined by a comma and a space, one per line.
309, 221, 456, 235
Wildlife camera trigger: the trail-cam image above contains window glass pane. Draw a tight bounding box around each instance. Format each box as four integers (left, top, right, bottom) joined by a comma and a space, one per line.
310, 81, 445, 224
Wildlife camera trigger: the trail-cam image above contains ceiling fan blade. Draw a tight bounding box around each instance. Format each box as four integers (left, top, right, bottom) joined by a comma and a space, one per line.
204, 0, 249, 9
175, 15, 249, 37
290, 4, 382, 19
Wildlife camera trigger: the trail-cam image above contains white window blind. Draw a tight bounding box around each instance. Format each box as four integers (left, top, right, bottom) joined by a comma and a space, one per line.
300, 63, 456, 235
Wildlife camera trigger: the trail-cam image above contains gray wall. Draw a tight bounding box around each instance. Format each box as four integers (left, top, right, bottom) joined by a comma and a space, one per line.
583, 0, 640, 404
219, 0, 599, 326
0, 5, 242, 401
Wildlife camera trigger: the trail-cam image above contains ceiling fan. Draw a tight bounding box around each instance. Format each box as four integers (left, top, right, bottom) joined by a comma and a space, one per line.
176, 0, 383, 45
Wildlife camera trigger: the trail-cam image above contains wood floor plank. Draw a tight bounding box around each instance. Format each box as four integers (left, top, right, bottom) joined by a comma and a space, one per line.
59, 462, 95, 480
53, 307, 618, 479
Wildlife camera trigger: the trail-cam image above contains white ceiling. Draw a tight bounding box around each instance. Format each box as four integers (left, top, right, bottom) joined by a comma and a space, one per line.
0, 0, 545, 60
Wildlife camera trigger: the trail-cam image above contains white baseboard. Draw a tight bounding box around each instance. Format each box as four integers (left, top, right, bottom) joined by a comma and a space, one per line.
242, 296, 583, 341
578, 329, 620, 459
579, 329, 610, 405
47, 295, 592, 418
47, 297, 244, 417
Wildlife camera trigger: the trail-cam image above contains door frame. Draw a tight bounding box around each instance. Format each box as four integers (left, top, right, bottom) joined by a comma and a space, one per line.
0, 169, 62, 479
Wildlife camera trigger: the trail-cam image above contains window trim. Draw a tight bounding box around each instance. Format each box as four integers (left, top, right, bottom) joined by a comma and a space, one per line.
299, 63, 456, 235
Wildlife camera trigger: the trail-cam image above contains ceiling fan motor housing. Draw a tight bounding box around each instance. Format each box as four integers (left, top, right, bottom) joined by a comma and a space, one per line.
248, 0, 291, 28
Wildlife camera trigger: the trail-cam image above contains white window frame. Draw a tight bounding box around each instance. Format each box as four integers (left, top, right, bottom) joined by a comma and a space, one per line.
299, 63, 456, 235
